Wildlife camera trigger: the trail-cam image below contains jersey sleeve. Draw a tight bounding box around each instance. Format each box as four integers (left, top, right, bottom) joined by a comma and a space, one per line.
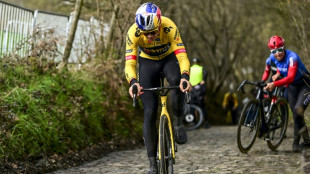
124, 24, 139, 85
222, 93, 229, 108
261, 58, 271, 82
165, 19, 190, 80
274, 56, 298, 87
233, 94, 239, 108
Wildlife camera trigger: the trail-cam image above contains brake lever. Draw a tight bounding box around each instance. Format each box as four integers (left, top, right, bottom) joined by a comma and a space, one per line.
237, 80, 246, 94
132, 85, 138, 107
182, 81, 191, 104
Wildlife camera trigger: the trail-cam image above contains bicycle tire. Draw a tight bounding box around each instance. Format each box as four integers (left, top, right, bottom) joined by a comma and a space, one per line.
159, 115, 174, 174
183, 104, 204, 131
237, 98, 261, 153
267, 98, 289, 151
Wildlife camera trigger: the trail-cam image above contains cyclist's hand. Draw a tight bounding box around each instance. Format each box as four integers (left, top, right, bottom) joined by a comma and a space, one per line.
129, 83, 142, 98
264, 82, 275, 92
272, 73, 280, 81
179, 79, 192, 92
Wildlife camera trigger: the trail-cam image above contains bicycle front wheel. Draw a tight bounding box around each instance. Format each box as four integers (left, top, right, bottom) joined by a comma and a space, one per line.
159, 115, 174, 174
267, 98, 289, 151
237, 98, 261, 153
183, 104, 204, 131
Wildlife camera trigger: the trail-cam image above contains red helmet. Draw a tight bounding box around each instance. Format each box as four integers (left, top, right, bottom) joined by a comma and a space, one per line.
268, 35, 285, 49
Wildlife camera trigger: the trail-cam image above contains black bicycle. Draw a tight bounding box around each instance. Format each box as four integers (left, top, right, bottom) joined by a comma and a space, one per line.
237, 80, 289, 153
183, 102, 204, 130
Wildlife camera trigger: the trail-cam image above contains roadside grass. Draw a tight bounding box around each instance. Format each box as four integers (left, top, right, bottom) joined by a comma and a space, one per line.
0, 57, 143, 161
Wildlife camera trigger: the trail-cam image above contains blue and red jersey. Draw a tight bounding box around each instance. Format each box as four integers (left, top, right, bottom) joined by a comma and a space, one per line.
267, 49, 309, 87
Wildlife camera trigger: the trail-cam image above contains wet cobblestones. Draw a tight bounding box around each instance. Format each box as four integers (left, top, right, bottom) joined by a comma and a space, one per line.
51, 125, 306, 174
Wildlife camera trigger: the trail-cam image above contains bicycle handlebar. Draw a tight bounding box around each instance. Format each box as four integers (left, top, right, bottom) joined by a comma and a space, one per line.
237, 80, 266, 94
131, 81, 191, 107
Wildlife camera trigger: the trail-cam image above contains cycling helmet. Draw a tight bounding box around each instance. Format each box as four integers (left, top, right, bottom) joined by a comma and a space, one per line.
268, 35, 285, 49
135, 3, 161, 32
192, 57, 201, 64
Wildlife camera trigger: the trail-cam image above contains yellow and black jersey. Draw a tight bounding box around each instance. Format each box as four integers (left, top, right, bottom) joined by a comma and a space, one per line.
125, 16, 190, 84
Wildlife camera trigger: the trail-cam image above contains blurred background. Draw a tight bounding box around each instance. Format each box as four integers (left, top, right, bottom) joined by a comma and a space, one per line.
1, 0, 310, 123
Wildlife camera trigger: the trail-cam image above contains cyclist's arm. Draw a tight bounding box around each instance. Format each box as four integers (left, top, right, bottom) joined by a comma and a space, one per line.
222, 93, 228, 108
125, 25, 139, 86
166, 19, 190, 81
262, 58, 271, 82
272, 72, 281, 81
203, 68, 207, 82
273, 57, 298, 87
233, 93, 239, 109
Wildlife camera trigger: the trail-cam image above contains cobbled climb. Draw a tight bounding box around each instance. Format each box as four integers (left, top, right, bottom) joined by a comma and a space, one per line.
51, 125, 306, 174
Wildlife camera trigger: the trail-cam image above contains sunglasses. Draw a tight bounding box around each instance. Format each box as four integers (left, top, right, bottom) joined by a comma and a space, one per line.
143, 30, 158, 36
270, 46, 284, 54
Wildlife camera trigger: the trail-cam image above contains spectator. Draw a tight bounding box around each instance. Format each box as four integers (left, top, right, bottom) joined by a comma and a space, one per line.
189, 57, 209, 128
222, 90, 239, 125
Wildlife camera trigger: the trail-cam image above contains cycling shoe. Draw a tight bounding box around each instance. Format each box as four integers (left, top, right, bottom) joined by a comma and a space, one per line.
175, 125, 187, 144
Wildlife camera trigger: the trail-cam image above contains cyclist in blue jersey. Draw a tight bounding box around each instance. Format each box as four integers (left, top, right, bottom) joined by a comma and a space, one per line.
264, 35, 310, 153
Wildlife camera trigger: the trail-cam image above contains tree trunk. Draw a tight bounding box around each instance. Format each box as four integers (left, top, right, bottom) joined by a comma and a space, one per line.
62, 0, 84, 69
104, 4, 119, 60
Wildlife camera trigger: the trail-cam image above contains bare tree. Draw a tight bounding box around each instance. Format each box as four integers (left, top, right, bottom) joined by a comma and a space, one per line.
276, 0, 310, 67
62, 0, 84, 69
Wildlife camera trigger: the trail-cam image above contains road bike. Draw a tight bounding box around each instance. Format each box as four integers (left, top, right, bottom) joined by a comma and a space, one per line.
183, 101, 204, 130
236, 80, 289, 153
182, 86, 206, 130
132, 73, 189, 174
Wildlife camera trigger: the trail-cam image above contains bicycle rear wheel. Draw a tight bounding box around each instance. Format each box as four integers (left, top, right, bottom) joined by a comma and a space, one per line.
159, 115, 174, 174
237, 98, 261, 153
267, 98, 289, 151
183, 104, 204, 131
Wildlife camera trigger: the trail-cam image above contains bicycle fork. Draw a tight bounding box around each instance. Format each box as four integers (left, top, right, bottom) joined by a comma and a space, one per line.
158, 95, 176, 161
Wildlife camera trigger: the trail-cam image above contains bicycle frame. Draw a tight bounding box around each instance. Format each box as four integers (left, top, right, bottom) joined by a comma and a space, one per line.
158, 94, 176, 160
238, 80, 287, 136
237, 80, 289, 153
132, 73, 189, 172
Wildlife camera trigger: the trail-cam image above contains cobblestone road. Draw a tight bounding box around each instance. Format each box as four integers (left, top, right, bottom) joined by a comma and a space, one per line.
51, 125, 306, 174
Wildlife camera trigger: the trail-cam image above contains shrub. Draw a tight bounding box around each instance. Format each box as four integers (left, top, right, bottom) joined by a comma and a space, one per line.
0, 57, 143, 160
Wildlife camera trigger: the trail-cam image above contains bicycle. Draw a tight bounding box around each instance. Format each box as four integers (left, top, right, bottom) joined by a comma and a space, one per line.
183, 101, 204, 130
132, 73, 189, 174
236, 80, 289, 153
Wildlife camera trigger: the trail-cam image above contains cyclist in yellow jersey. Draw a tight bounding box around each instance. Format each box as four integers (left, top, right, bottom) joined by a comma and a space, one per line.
125, 3, 191, 174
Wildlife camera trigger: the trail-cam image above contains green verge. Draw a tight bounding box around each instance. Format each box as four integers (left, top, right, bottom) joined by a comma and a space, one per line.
0, 57, 143, 160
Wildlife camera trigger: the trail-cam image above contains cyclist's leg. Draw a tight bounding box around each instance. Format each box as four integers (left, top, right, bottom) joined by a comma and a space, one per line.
200, 97, 210, 128
138, 57, 161, 172
195, 86, 209, 127
163, 53, 187, 144
295, 84, 310, 147
288, 84, 309, 152
231, 109, 238, 125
